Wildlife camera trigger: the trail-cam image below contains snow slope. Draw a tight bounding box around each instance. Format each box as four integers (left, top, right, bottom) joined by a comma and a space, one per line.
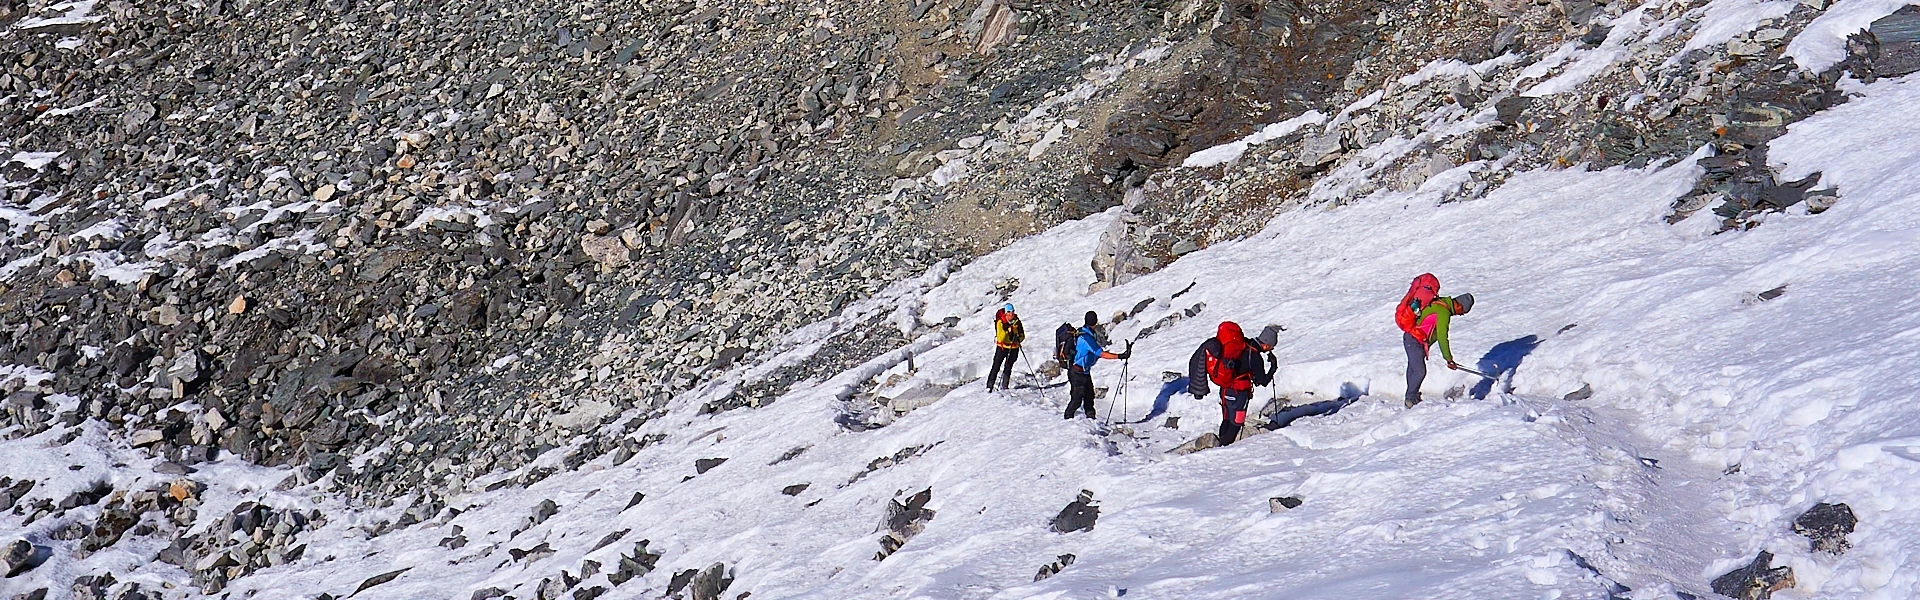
6, 6, 1920, 600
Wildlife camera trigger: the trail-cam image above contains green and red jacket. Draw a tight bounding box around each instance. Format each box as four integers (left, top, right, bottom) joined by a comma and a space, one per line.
1415, 296, 1466, 362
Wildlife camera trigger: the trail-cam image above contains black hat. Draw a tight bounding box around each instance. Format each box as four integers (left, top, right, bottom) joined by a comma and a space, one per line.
1084, 311, 1100, 328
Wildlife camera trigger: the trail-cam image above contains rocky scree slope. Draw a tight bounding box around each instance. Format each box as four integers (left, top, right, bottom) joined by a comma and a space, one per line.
0, 0, 1182, 504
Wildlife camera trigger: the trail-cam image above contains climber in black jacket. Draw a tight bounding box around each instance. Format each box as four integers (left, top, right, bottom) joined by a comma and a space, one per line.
1188, 322, 1277, 446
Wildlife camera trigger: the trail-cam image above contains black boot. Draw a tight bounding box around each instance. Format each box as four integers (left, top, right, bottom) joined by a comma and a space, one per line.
1218, 422, 1242, 446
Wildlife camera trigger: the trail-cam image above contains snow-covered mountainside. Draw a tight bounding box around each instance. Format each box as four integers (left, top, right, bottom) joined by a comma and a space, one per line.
6, 0, 1920, 598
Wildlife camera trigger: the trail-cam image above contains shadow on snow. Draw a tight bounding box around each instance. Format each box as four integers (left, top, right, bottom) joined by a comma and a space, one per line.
1471, 335, 1541, 400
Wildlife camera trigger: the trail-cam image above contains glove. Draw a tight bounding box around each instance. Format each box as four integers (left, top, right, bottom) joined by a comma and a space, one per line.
1446, 361, 1459, 370
1117, 350, 1131, 360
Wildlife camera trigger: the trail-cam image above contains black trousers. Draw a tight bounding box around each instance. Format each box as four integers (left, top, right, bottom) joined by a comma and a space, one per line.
1065, 368, 1096, 419
1404, 332, 1427, 406
1218, 389, 1252, 446
988, 346, 1019, 390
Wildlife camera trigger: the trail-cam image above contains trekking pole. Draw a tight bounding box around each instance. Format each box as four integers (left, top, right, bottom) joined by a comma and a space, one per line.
1105, 384, 1121, 426
1019, 349, 1039, 388
1104, 359, 1127, 426
1103, 354, 1124, 426
1113, 340, 1121, 425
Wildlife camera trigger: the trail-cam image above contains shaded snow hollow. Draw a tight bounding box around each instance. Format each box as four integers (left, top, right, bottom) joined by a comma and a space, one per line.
7, 21, 1920, 600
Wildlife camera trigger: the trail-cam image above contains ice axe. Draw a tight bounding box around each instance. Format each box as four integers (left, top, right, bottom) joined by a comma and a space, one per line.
1451, 364, 1494, 379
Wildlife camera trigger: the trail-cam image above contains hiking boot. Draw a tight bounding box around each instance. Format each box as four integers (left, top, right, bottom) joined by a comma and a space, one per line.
1404, 396, 1421, 408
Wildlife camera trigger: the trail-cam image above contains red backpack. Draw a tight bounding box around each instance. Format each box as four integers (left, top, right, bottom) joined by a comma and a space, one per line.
1395, 274, 1440, 343
1206, 322, 1254, 392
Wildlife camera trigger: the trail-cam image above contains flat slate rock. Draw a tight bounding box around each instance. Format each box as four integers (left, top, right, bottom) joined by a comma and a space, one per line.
353, 568, 409, 595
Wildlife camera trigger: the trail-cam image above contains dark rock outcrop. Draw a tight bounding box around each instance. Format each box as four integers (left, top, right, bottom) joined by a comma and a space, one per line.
876, 488, 935, 560
1792, 502, 1856, 555
1033, 553, 1077, 581
1050, 490, 1100, 533
1710, 551, 1796, 600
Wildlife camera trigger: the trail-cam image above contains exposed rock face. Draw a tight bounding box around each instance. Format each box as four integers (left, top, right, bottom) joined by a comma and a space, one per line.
1089, 0, 1513, 203
1846, 7, 1920, 81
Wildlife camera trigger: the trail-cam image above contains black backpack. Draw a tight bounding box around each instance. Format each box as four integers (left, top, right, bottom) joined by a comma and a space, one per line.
1053, 323, 1078, 366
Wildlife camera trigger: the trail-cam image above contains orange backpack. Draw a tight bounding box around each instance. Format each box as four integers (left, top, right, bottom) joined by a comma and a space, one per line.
1395, 274, 1440, 343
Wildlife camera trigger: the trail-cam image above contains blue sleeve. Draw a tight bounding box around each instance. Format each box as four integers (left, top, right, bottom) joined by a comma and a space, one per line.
1075, 336, 1103, 369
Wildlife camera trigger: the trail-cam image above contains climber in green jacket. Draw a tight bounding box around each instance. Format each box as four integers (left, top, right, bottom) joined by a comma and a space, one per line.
1402, 293, 1473, 408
